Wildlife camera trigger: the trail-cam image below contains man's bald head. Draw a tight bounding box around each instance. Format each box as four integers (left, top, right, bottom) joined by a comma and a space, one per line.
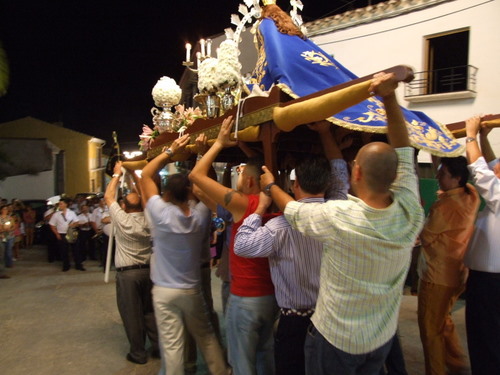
355, 142, 398, 194
123, 192, 142, 212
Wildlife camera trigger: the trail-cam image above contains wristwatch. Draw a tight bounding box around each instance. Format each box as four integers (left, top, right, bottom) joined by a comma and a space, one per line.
112, 173, 120, 178
264, 182, 276, 196
465, 137, 476, 143
164, 148, 174, 157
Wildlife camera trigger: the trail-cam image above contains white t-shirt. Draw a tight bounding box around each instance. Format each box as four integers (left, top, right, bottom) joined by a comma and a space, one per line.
49, 209, 78, 234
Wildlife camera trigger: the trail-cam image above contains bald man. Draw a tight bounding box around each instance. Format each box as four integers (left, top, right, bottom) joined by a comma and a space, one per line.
260, 72, 425, 375
104, 161, 159, 364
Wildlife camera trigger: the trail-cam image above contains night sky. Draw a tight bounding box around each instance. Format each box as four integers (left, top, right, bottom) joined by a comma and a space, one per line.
0, 1, 379, 147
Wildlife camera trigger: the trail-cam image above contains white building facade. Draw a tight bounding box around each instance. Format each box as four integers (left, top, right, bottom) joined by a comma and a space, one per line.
307, 0, 500, 160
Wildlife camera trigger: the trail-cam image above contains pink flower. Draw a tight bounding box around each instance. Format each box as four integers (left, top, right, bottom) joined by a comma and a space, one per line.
138, 124, 158, 151
141, 124, 154, 136
138, 137, 152, 151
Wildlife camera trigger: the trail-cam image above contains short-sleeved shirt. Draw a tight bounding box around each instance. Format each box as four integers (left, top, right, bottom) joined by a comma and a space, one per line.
49, 209, 78, 234
108, 202, 152, 269
147, 195, 211, 289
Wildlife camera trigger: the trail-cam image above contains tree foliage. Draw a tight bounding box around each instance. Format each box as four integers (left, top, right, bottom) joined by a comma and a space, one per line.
0, 40, 9, 97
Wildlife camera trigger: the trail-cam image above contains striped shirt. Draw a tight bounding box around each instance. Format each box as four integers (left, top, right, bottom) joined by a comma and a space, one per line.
234, 159, 349, 310
284, 147, 424, 354
108, 202, 152, 269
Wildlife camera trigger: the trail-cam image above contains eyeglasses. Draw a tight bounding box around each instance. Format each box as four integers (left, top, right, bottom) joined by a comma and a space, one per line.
235, 163, 246, 175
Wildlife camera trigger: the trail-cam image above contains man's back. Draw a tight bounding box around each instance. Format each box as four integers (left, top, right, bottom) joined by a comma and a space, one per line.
108, 202, 151, 268
147, 196, 211, 289
285, 147, 424, 354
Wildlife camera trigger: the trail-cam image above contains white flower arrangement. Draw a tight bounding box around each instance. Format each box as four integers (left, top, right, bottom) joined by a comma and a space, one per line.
215, 63, 241, 89
216, 39, 242, 89
151, 76, 182, 107
197, 57, 220, 93
218, 39, 241, 70
197, 40, 242, 93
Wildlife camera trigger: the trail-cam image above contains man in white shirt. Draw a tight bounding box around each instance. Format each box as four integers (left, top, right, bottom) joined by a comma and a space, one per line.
464, 115, 500, 374
49, 198, 82, 271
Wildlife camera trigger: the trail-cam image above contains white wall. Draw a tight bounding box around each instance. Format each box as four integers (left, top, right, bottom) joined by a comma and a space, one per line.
310, 0, 500, 161
0, 170, 55, 200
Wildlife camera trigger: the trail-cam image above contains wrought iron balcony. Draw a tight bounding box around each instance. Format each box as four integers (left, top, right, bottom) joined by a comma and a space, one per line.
405, 65, 478, 99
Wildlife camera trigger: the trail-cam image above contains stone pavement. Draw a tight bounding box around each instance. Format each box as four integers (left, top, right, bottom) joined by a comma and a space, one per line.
0, 245, 470, 375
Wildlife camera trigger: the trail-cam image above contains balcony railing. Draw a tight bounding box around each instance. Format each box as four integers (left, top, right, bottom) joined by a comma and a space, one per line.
405, 65, 477, 98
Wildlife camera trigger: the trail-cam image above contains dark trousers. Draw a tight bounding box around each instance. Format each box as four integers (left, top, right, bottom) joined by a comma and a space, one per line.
466, 270, 500, 375
98, 234, 113, 268
379, 333, 408, 375
77, 229, 94, 261
305, 324, 393, 375
275, 313, 312, 375
57, 235, 82, 270
116, 268, 159, 363
44, 225, 59, 262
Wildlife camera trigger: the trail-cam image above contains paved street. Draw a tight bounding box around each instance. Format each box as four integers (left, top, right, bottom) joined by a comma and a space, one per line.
0, 245, 469, 375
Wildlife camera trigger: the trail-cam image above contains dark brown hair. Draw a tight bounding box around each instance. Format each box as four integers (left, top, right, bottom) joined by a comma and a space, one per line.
261, 4, 305, 39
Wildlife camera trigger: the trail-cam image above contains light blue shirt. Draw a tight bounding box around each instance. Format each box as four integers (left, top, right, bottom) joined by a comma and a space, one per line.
147, 195, 211, 289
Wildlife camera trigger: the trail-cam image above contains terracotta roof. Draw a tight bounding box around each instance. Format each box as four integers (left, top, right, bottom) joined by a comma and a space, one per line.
305, 0, 454, 36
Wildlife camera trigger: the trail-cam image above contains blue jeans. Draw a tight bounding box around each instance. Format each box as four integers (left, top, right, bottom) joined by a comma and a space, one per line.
305, 324, 394, 375
226, 293, 278, 375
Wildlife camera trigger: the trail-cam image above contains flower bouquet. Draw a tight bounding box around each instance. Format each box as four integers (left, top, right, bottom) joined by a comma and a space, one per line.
138, 104, 202, 151
151, 76, 182, 107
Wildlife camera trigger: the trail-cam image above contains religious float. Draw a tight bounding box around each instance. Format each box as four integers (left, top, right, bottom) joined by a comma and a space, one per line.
131, 0, 500, 177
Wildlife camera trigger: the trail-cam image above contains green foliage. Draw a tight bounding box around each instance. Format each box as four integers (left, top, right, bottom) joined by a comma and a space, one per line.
0, 40, 9, 97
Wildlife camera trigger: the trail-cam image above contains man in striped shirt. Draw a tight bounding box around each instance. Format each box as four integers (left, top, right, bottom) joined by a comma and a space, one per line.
260, 73, 425, 375
234, 122, 349, 375
104, 161, 159, 365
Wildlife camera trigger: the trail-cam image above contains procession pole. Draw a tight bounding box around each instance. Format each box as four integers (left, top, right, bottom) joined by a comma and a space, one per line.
104, 131, 121, 283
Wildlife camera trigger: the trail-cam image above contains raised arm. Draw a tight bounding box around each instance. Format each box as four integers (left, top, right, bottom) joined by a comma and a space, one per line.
189, 116, 250, 222
369, 72, 409, 148
233, 192, 275, 258
479, 121, 497, 163
465, 116, 483, 164
260, 166, 295, 212
309, 121, 349, 200
140, 134, 190, 203
308, 121, 342, 160
191, 133, 217, 211
104, 161, 122, 207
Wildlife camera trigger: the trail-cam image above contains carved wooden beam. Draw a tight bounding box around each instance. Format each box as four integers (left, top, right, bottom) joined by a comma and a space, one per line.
145, 65, 414, 161
446, 114, 500, 138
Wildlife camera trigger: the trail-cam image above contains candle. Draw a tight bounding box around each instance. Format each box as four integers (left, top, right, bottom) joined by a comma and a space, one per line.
206, 39, 212, 57
200, 39, 206, 57
196, 52, 201, 68
185, 43, 191, 62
